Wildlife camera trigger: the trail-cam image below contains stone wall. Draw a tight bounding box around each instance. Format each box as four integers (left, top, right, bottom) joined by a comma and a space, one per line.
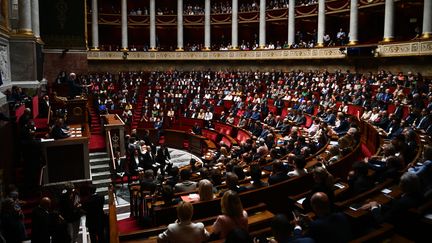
43, 50, 88, 83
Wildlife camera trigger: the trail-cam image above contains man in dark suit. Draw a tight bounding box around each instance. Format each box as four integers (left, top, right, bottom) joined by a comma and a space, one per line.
333, 113, 350, 136
304, 192, 352, 243
39, 95, 51, 118
392, 100, 404, 120
50, 118, 70, 139
82, 186, 106, 243
191, 122, 202, 135
361, 172, 425, 238
31, 197, 53, 243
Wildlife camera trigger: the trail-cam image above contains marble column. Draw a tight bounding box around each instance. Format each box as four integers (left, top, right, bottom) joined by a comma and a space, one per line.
383, 0, 394, 42
204, 0, 211, 50
422, 0, 432, 38
150, 0, 156, 50
259, 0, 266, 48
232, 0, 238, 49
177, 0, 184, 50
31, 0, 40, 39
91, 0, 99, 50
288, 0, 295, 46
18, 0, 32, 35
348, 0, 358, 45
316, 0, 325, 47
121, 0, 128, 50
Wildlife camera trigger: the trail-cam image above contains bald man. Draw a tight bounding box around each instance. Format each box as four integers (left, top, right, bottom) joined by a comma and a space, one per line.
306, 192, 352, 243
31, 197, 53, 243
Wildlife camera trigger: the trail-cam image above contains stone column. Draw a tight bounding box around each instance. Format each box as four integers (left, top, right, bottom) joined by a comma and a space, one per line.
288, 0, 295, 46
383, 0, 394, 42
177, 0, 184, 50
316, 0, 325, 47
91, 0, 99, 50
259, 0, 266, 48
348, 0, 358, 45
18, 0, 32, 35
204, 0, 211, 50
232, 0, 238, 49
31, 0, 40, 39
121, 0, 128, 50
150, 0, 156, 50
422, 0, 432, 38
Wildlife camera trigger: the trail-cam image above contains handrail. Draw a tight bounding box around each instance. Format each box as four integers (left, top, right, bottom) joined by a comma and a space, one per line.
108, 184, 119, 243
107, 130, 117, 172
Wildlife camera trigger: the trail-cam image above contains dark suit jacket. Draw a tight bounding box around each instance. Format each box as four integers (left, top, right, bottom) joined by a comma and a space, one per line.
39, 100, 50, 118
31, 206, 52, 243
334, 119, 350, 135
82, 193, 105, 232
307, 212, 352, 243
51, 126, 70, 139
268, 172, 289, 185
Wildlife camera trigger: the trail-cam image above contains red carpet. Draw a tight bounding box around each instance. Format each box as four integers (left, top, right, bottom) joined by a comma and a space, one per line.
89, 134, 106, 152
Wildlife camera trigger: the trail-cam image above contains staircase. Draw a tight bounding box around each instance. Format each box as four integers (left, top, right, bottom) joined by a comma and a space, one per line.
131, 85, 146, 130
89, 152, 112, 196
88, 106, 106, 152
89, 106, 102, 135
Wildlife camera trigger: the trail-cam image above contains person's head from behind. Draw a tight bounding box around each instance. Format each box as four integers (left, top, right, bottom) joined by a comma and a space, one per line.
198, 179, 214, 201
310, 192, 331, 217
271, 214, 293, 242
221, 190, 243, 217
293, 155, 306, 170
161, 185, 174, 205
177, 201, 194, 223
40, 197, 51, 211
180, 169, 192, 181
399, 172, 421, 195
226, 172, 239, 190
249, 165, 262, 183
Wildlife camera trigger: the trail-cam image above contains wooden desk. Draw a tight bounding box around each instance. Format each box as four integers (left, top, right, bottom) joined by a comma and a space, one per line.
41, 124, 90, 184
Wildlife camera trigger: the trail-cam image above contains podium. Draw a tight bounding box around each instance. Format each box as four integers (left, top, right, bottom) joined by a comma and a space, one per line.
103, 114, 126, 157
40, 96, 91, 185
41, 124, 90, 184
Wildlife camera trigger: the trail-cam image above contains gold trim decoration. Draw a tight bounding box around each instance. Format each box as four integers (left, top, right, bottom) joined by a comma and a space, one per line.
87, 48, 347, 61
422, 32, 431, 39
316, 42, 324, 47
348, 40, 358, 45
296, 6, 318, 16
266, 10, 288, 20
377, 40, 432, 57
382, 37, 394, 42
326, 1, 349, 11
99, 18, 121, 24
238, 14, 259, 22
18, 29, 34, 35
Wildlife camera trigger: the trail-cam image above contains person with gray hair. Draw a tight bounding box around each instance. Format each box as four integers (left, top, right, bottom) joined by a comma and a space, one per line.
361, 172, 425, 224
408, 145, 432, 194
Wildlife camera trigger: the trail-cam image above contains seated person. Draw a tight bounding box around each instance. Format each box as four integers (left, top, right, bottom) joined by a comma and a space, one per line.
361, 172, 425, 226
174, 169, 197, 193
198, 179, 215, 202
212, 190, 248, 239
301, 192, 352, 242
157, 201, 210, 243
247, 165, 268, 189
50, 118, 70, 139
268, 160, 290, 185
288, 156, 307, 177
219, 172, 247, 197
191, 122, 202, 135
140, 170, 157, 195
270, 214, 314, 243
